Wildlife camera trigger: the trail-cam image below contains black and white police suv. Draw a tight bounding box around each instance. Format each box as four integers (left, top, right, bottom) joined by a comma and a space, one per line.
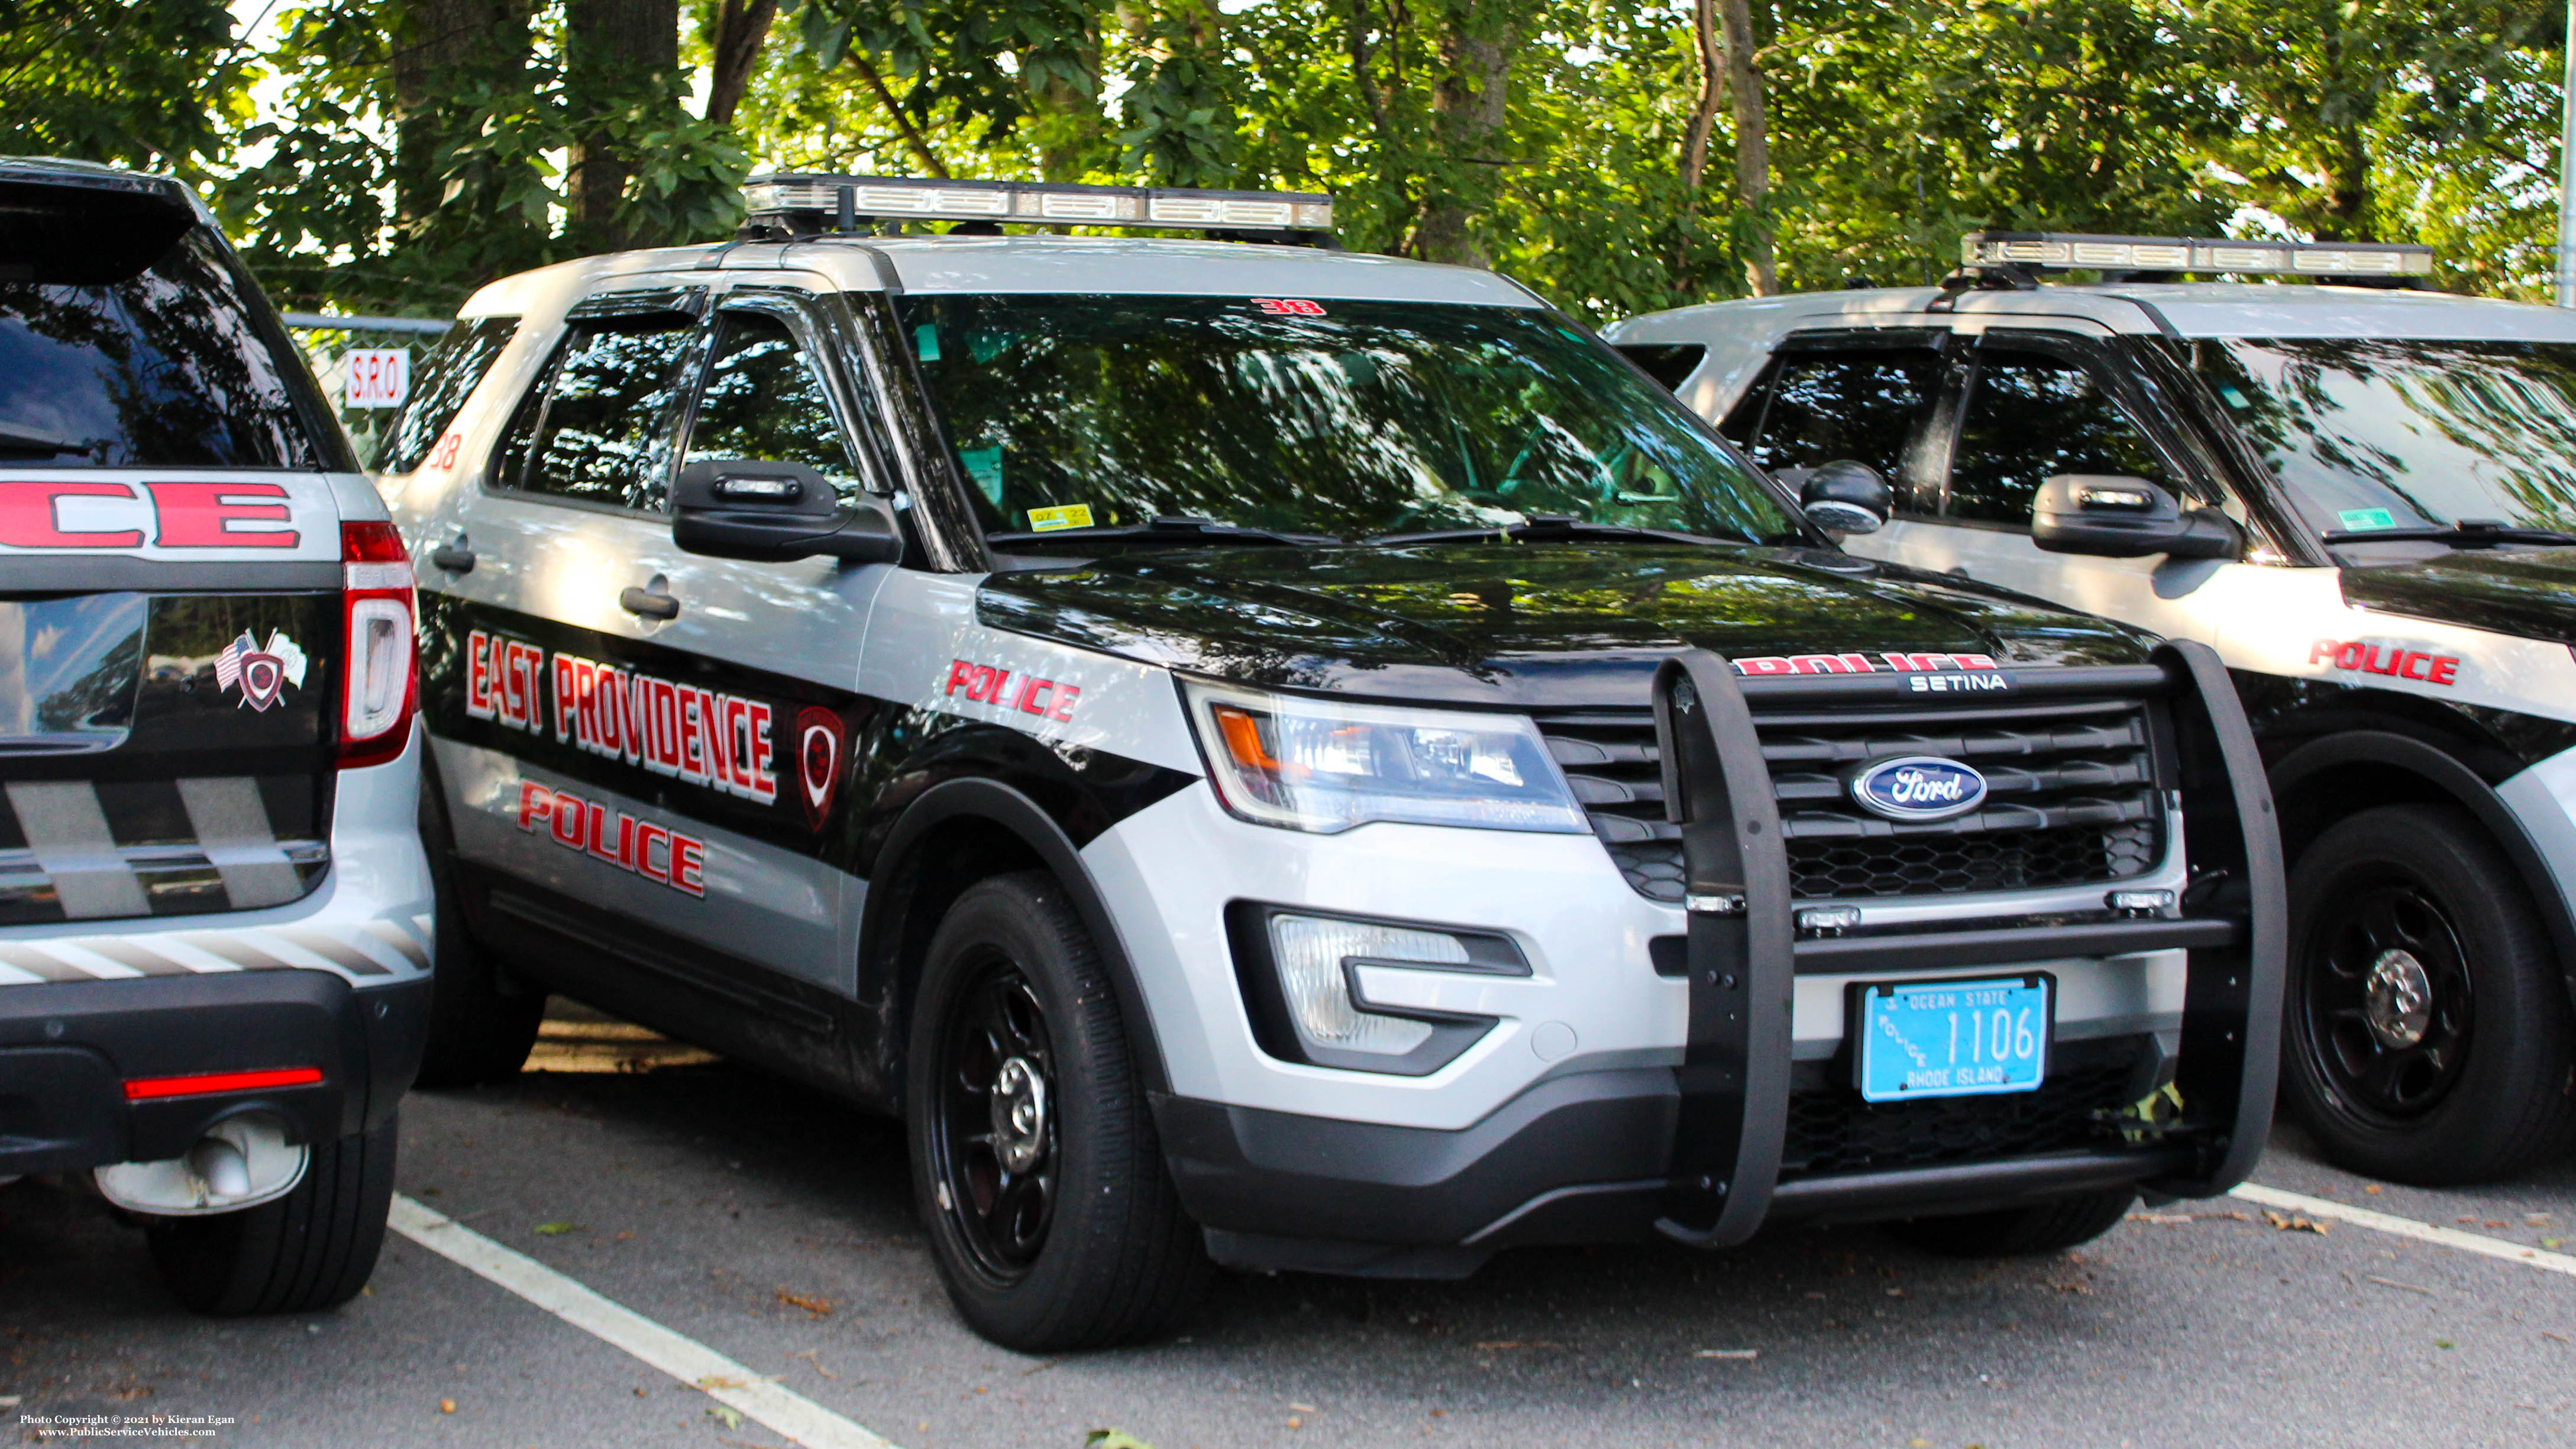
383, 180, 2283, 1351
0, 159, 431, 1311
1611, 232, 2576, 1186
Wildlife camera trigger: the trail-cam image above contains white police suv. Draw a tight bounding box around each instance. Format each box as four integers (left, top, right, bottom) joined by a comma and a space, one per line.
383, 186, 2283, 1350
0, 159, 431, 1312
1611, 232, 2576, 1186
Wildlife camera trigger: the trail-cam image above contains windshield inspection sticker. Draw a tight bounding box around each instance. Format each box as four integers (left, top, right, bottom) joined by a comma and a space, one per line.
2337, 507, 2400, 531
1027, 504, 1094, 532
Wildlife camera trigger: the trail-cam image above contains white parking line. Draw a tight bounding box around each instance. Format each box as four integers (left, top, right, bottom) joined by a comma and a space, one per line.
2230, 1182, 2576, 1280
388, 1195, 900, 1449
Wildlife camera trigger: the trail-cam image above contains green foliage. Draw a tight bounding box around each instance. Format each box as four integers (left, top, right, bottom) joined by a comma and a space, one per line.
18, 0, 2569, 315
0, 0, 252, 174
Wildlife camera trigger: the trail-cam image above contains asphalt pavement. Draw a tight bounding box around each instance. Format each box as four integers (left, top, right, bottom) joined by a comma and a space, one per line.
5, 1000, 2571, 1449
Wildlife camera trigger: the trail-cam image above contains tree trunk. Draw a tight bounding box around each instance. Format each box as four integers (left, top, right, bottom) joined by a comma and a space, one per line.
2320, 122, 2374, 240
1715, 0, 1776, 295
1680, 0, 1721, 195
1417, 0, 1512, 267
389, 0, 530, 227
565, 0, 680, 247
704, 0, 778, 128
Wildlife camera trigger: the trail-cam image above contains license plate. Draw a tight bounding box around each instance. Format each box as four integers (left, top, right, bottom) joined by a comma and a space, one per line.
1856, 975, 2051, 1102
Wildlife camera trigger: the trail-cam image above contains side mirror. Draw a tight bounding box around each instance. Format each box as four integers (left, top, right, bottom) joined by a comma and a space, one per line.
2032, 474, 2241, 561
671, 459, 904, 565
1798, 460, 1892, 536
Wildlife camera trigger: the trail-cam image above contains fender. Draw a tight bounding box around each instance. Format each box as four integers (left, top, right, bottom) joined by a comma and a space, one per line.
856, 776, 1171, 1098
2268, 730, 2576, 1014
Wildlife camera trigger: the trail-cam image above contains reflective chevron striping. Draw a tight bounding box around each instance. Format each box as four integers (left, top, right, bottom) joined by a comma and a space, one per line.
0, 920, 428, 985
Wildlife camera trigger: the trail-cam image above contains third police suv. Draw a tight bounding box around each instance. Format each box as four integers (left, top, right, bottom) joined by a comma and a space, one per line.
377, 178, 2285, 1350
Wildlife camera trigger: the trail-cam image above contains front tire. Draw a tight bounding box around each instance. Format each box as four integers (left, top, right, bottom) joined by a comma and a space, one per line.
906, 872, 1207, 1351
1880, 1189, 2135, 1257
2281, 805, 2576, 1185
146, 1110, 398, 1315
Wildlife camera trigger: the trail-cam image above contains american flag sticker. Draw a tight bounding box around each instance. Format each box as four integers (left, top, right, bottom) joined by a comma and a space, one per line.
215, 630, 307, 711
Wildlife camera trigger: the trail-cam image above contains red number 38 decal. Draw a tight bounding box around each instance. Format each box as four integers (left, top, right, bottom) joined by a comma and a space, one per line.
1252, 297, 1327, 316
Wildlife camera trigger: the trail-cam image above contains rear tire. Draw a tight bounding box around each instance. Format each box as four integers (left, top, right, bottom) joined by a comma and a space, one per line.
413, 776, 544, 1088
1880, 1189, 2135, 1257
147, 1110, 398, 1315
2281, 805, 2576, 1185
906, 871, 1207, 1351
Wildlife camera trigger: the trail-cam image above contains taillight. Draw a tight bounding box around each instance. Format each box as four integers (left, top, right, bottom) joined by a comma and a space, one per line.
338, 520, 417, 769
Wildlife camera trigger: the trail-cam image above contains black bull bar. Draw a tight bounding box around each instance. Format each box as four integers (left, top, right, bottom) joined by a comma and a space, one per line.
1648, 641, 2285, 1247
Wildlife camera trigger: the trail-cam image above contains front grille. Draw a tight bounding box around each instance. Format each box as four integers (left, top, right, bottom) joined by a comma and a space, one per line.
1534, 693, 2166, 904
1780, 1051, 2146, 1179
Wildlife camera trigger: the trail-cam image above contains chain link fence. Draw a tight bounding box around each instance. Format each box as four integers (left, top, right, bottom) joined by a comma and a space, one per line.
281, 313, 454, 465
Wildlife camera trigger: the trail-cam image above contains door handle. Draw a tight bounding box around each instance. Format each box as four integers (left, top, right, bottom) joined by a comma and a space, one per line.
619, 585, 680, 620
429, 544, 476, 574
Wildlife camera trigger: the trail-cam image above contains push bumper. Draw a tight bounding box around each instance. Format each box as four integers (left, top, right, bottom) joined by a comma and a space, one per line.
0, 968, 429, 1177
1161, 642, 2283, 1275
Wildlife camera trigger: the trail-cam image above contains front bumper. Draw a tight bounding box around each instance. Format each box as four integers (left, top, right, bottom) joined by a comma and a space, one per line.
1145, 643, 2282, 1275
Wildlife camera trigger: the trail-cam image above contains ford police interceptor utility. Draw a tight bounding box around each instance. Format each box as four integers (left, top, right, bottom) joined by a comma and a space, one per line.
0, 159, 431, 1312
1610, 232, 2576, 1186
381, 181, 2283, 1351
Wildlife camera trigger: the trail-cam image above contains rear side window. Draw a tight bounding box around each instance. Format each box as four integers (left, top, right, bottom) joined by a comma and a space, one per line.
1615, 343, 1706, 392
1949, 348, 2177, 526
0, 185, 341, 470
492, 313, 696, 511
374, 315, 518, 474
1725, 344, 1942, 489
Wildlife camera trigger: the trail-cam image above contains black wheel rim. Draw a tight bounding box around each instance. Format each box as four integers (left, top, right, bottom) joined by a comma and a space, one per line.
930, 955, 1059, 1283
2298, 872, 2474, 1120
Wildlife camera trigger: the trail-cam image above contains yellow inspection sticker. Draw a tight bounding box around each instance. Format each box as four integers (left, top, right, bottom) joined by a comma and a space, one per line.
1027, 504, 1095, 532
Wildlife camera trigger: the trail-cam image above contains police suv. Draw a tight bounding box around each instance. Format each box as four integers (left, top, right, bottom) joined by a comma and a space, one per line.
384, 182, 2282, 1351
1610, 233, 2576, 1186
0, 159, 430, 1311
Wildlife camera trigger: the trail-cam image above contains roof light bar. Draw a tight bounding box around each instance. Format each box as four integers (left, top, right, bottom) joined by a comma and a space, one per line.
741, 173, 1334, 235
1961, 231, 2433, 279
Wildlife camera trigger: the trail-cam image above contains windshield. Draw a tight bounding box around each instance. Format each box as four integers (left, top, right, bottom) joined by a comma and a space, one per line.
897, 295, 1802, 545
2193, 337, 2576, 538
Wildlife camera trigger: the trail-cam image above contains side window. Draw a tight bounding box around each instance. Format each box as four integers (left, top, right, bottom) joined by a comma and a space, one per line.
373, 315, 518, 474
1948, 348, 2176, 527
492, 312, 696, 511
681, 309, 865, 502
1614, 343, 1705, 392
1724, 345, 1942, 491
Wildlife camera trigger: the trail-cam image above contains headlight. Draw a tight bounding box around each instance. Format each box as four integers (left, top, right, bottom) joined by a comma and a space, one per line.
1182, 680, 1588, 834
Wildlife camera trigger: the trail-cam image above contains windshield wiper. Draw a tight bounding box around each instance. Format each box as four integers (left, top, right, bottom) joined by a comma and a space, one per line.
2322, 519, 2576, 549
0, 424, 93, 458
1366, 515, 1756, 548
985, 515, 1343, 549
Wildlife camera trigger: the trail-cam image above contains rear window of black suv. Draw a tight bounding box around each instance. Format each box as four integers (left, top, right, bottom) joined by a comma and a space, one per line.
0, 179, 345, 471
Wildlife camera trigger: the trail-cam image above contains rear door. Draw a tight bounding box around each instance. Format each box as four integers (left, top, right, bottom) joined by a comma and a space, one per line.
418, 277, 894, 1029
1, 170, 353, 933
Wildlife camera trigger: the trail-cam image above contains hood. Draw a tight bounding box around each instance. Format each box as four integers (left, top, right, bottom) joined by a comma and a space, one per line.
977, 542, 2157, 706
2341, 549, 2576, 649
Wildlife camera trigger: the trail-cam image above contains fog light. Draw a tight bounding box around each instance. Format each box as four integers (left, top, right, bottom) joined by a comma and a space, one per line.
1266, 914, 1460, 1056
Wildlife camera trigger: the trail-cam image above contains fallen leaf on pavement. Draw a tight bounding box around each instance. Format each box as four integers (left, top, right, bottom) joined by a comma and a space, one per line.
533, 1221, 577, 1237
1085, 1432, 1156, 1449
437, 1399, 454, 1414
2263, 1210, 2329, 1234
707, 1404, 745, 1429
2363, 1276, 2432, 1296
776, 1290, 833, 1317
1695, 1349, 1759, 1360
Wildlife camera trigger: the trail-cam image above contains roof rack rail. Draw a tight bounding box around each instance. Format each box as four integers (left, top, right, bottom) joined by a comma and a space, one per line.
738, 173, 1335, 245
1960, 231, 2432, 281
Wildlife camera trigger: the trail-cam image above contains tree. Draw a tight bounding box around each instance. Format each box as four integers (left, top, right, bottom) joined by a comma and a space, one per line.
0, 0, 251, 175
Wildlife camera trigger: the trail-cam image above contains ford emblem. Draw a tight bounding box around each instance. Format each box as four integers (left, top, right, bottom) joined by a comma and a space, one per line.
1849, 756, 1987, 821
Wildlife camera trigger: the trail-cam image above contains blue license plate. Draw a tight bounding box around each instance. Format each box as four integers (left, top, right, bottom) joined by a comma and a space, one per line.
1856, 975, 2051, 1102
